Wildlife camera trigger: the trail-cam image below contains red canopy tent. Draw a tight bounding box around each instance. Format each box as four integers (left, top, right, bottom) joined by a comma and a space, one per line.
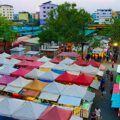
50, 57, 62, 64
16, 60, 33, 67
11, 68, 31, 77
26, 56, 39, 61
17, 55, 29, 60
75, 73, 95, 86
74, 58, 87, 66
7, 54, 19, 59
87, 60, 100, 68
38, 106, 72, 120
55, 72, 78, 84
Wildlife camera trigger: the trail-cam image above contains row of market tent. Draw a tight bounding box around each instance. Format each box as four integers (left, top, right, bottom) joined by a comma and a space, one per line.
0, 97, 83, 120
111, 65, 120, 116
0, 52, 105, 119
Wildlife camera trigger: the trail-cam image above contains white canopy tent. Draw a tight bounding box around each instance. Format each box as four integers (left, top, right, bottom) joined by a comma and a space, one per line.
97, 70, 104, 76
0, 98, 24, 117
83, 91, 95, 102
37, 56, 51, 62
0, 58, 9, 65
39, 71, 60, 82
92, 47, 104, 53
0, 66, 17, 75
7, 77, 32, 88
12, 101, 47, 120
117, 65, 120, 73
61, 85, 87, 98
0, 52, 11, 58
70, 115, 83, 120
60, 58, 75, 65
0, 85, 5, 90
39, 92, 59, 102
53, 63, 68, 71
42, 82, 65, 95
90, 80, 100, 90
25, 69, 45, 79
82, 65, 99, 74
40, 61, 56, 69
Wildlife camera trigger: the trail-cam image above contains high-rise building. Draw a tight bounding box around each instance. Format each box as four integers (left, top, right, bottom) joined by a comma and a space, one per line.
0, 4, 14, 20
93, 9, 112, 24
39, 1, 58, 25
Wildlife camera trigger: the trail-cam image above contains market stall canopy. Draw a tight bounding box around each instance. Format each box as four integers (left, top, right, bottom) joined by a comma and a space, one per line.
58, 52, 80, 58
87, 60, 101, 68
58, 95, 81, 106
116, 75, 120, 83
17, 55, 29, 60
0, 76, 16, 85
61, 85, 87, 98
27, 61, 43, 68
25, 69, 45, 79
70, 115, 83, 120
23, 37, 39, 44
111, 93, 120, 101
8, 58, 21, 65
26, 56, 39, 61
38, 106, 72, 120
40, 62, 56, 69
11, 68, 31, 77
39, 92, 59, 102
60, 58, 75, 65
39, 68, 51, 72
112, 101, 120, 108
92, 47, 104, 53
113, 84, 120, 93
82, 65, 99, 74
74, 58, 87, 66
0, 98, 24, 117
99, 64, 106, 71
75, 73, 95, 86
42, 82, 65, 95
96, 70, 104, 77
16, 60, 32, 67
55, 72, 77, 84
83, 91, 95, 102
0, 85, 5, 90
90, 80, 100, 90
12, 101, 47, 120
53, 64, 68, 71
39, 71, 60, 82
117, 65, 120, 73
7, 54, 19, 59
0, 58, 9, 65
66, 64, 82, 72
37, 56, 51, 63
50, 57, 62, 64
0, 66, 17, 75
24, 80, 47, 91
0, 52, 11, 58
8, 77, 32, 88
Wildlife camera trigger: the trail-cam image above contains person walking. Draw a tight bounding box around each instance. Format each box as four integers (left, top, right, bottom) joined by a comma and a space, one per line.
111, 60, 115, 68
95, 107, 101, 120
109, 71, 114, 82
91, 111, 96, 120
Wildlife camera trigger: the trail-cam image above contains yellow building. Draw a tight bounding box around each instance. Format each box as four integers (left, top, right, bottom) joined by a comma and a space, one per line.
19, 12, 30, 22
112, 12, 118, 18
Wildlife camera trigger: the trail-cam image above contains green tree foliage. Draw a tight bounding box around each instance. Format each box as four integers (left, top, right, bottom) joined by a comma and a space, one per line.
39, 2, 92, 44
0, 16, 17, 51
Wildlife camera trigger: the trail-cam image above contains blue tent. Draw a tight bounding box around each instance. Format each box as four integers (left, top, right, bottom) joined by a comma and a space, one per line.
111, 93, 120, 101
52, 69, 65, 74
112, 101, 120, 108
58, 95, 81, 106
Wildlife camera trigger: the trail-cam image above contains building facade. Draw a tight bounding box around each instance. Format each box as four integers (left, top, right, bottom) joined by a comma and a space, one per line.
19, 12, 30, 23
0, 4, 14, 20
93, 9, 112, 24
39, 1, 58, 25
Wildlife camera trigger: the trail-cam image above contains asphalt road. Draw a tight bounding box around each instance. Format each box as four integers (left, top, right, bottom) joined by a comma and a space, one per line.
90, 63, 120, 120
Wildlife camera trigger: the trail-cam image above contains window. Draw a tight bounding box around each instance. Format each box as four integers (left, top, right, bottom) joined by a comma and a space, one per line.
47, 7, 49, 9
51, 7, 53, 9
43, 7, 46, 9
43, 11, 46, 13
43, 15, 46, 17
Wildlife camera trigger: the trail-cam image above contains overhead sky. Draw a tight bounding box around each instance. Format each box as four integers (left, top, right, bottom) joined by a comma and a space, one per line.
0, 0, 120, 13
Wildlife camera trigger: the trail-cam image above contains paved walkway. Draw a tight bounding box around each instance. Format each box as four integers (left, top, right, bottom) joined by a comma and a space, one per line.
90, 63, 119, 120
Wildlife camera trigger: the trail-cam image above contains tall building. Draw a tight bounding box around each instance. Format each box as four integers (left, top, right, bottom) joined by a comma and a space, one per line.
0, 4, 14, 20
39, 1, 58, 25
93, 9, 112, 24
19, 12, 30, 23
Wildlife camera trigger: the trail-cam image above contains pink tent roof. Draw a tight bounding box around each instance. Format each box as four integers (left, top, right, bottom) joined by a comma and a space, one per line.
38, 106, 72, 120
99, 64, 106, 71
74, 58, 87, 66
26, 56, 39, 61
58, 52, 80, 57
16, 60, 33, 67
87, 60, 100, 68
8, 54, 19, 59
17, 55, 29, 60
26, 61, 44, 68
11, 68, 31, 77
75, 73, 95, 86
0, 75, 16, 85
55, 72, 78, 84
113, 84, 120, 93
50, 57, 62, 64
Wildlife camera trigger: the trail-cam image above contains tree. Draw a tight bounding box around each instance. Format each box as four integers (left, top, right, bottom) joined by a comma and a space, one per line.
0, 16, 17, 51
39, 2, 92, 45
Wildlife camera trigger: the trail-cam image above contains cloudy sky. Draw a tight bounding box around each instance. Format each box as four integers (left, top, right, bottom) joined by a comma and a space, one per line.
0, 0, 120, 13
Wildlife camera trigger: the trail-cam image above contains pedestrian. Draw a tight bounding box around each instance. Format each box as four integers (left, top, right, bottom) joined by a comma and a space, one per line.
91, 111, 96, 120
106, 69, 110, 78
109, 71, 114, 82
95, 107, 101, 120
101, 84, 106, 96
112, 60, 115, 68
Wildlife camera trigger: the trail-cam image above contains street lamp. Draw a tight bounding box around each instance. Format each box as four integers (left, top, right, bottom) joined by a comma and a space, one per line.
113, 42, 118, 47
